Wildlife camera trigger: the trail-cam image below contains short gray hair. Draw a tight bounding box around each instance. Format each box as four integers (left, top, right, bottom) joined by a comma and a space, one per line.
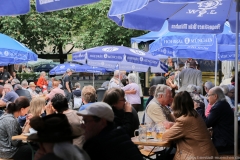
75, 82, 81, 88
196, 86, 202, 94
211, 86, 226, 101
14, 84, 23, 90
114, 70, 121, 77
220, 85, 229, 95
21, 80, 28, 87
154, 84, 171, 98
204, 81, 214, 90
127, 73, 136, 83
40, 71, 46, 76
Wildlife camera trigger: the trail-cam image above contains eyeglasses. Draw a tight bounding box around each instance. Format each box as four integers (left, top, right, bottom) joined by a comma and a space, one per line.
119, 98, 126, 102
207, 94, 215, 97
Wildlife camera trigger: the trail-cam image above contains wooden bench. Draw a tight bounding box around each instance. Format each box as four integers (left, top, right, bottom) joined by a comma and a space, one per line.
219, 155, 240, 160
140, 149, 155, 157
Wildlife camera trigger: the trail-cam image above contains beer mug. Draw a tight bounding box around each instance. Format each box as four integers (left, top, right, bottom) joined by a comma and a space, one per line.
134, 125, 147, 142
154, 124, 166, 141
146, 123, 154, 139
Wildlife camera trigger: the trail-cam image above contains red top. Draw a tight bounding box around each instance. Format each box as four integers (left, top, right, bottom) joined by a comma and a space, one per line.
37, 76, 48, 89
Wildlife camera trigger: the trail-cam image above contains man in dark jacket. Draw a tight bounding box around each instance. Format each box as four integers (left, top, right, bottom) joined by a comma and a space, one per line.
77, 102, 143, 160
14, 84, 32, 102
196, 86, 236, 154
150, 73, 166, 87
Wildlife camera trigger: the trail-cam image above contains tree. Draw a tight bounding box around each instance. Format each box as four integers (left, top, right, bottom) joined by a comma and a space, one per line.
0, 0, 146, 63
74, 0, 146, 49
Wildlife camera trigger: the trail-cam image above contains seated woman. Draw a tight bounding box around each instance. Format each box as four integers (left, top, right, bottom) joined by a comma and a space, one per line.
162, 91, 218, 159
102, 88, 139, 137
22, 97, 46, 133
0, 97, 32, 160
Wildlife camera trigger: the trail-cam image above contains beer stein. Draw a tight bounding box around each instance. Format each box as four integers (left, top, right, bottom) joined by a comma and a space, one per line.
134, 125, 147, 142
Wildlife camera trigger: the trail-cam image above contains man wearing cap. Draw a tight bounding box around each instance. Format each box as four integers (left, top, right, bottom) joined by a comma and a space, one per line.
166, 72, 177, 90
77, 102, 143, 160
178, 61, 202, 93
62, 69, 73, 102
28, 82, 38, 98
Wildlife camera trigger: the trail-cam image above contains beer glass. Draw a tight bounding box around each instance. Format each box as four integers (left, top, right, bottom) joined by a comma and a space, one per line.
154, 124, 165, 141
134, 125, 147, 142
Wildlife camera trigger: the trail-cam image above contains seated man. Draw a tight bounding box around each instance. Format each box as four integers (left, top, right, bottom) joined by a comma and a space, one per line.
45, 79, 65, 101
72, 82, 82, 109
0, 84, 19, 108
14, 84, 32, 102
77, 102, 143, 160
144, 84, 175, 125
195, 86, 235, 154
79, 85, 96, 111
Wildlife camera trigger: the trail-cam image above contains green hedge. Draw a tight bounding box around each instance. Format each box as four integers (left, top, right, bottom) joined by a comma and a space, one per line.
16, 73, 40, 82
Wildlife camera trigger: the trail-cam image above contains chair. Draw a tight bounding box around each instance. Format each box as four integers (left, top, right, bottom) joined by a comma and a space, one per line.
96, 88, 107, 102
73, 96, 82, 110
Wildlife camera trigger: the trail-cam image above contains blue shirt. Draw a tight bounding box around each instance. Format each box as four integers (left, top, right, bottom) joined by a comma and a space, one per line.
2, 91, 19, 103
79, 103, 94, 111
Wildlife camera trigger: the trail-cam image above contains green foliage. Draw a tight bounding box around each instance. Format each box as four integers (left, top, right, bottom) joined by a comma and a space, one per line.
16, 72, 39, 82
0, 0, 146, 54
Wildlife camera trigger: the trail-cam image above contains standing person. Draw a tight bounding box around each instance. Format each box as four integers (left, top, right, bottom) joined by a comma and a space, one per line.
0, 66, 12, 86
185, 58, 198, 68
150, 73, 166, 87
62, 69, 73, 102
121, 73, 141, 112
103, 88, 139, 137
77, 102, 143, 160
0, 97, 32, 160
12, 71, 20, 80
162, 91, 218, 159
108, 70, 125, 89
166, 72, 178, 90
178, 61, 202, 93
37, 71, 48, 92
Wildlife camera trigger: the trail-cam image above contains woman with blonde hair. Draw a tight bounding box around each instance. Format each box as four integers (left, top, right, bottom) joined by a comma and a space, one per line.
22, 97, 46, 133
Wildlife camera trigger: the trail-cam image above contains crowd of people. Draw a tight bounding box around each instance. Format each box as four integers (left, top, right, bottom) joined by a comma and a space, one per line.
0, 60, 238, 159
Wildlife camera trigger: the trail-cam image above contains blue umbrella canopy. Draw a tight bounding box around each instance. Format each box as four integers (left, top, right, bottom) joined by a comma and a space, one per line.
0, 0, 100, 15
72, 45, 167, 73
0, 33, 38, 64
49, 63, 108, 75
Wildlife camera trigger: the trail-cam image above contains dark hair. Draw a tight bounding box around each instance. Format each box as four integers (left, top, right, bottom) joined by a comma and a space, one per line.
7, 96, 29, 114
121, 79, 128, 86
149, 85, 157, 96
172, 91, 198, 118
102, 88, 125, 106
51, 94, 68, 113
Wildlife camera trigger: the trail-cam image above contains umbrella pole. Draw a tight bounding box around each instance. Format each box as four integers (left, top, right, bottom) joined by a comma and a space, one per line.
214, 37, 218, 86
234, 0, 240, 157
93, 72, 95, 87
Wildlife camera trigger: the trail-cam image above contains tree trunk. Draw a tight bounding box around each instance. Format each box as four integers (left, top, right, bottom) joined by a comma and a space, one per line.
58, 44, 64, 64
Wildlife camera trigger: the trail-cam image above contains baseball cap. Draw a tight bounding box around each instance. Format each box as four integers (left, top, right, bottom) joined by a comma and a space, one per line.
77, 102, 114, 122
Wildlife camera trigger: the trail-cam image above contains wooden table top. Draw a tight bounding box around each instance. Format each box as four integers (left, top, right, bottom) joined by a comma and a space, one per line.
131, 137, 171, 147
12, 134, 28, 141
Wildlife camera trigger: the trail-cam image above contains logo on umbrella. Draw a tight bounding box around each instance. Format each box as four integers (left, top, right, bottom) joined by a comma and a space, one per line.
102, 47, 119, 52
4, 51, 9, 56
70, 64, 75, 67
132, 65, 135, 69
184, 38, 190, 44
104, 54, 108, 58
129, 49, 145, 56
140, 57, 144, 62
60, 65, 65, 69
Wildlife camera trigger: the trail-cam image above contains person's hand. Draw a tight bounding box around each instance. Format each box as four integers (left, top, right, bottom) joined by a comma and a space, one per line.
45, 103, 55, 115
26, 113, 33, 120
5, 80, 8, 84
163, 121, 174, 129
0, 80, 3, 82
124, 102, 132, 112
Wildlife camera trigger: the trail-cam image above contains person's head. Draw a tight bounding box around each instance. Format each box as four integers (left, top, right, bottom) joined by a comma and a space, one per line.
227, 84, 235, 99
66, 69, 73, 76
29, 82, 36, 90
29, 97, 45, 116
168, 57, 173, 63
171, 91, 198, 118
52, 79, 60, 88
204, 81, 214, 94
12, 71, 17, 76
81, 85, 96, 104
220, 85, 229, 95
6, 96, 30, 118
11, 78, 20, 86
77, 102, 114, 141
21, 80, 29, 89
189, 61, 197, 69
154, 84, 172, 106
208, 86, 226, 105
195, 86, 202, 95
127, 73, 136, 84
102, 88, 125, 110
28, 114, 81, 143
186, 84, 197, 93
75, 82, 81, 89
149, 85, 157, 96
40, 71, 46, 78
0, 66, 4, 73
14, 84, 23, 91
3, 83, 13, 93
169, 72, 175, 79
51, 93, 68, 114
113, 70, 124, 80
